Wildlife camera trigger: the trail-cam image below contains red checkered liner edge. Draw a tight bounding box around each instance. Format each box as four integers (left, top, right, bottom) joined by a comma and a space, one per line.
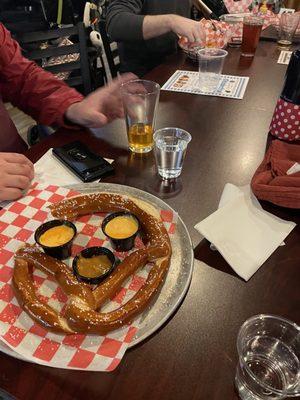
0, 182, 177, 371
270, 98, 300, 141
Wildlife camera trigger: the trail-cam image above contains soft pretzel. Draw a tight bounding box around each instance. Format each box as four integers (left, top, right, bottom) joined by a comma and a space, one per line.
13, 193, 172, 335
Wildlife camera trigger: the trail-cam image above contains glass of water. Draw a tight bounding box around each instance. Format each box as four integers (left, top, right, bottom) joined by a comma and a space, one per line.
235, 314, 300, 400
153, 127, 192, 180
197, 48, 228, 93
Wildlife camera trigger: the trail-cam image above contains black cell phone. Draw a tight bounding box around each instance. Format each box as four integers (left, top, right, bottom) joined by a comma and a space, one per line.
52, 141, 114, 182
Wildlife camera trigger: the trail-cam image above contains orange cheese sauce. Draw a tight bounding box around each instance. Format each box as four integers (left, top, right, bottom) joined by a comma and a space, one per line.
39, 225, 74, 247
105, 216, 138, 239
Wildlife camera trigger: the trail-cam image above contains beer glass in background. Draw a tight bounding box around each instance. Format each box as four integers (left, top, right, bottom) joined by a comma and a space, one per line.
277, 13, 300, 47
121, 80, 160, 153
241, 16, 264, 57
235, 314, 300, 400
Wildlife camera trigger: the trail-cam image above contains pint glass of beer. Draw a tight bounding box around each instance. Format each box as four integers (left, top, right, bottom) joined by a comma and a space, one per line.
241, 16, 264, 57
121, 80, 160, 153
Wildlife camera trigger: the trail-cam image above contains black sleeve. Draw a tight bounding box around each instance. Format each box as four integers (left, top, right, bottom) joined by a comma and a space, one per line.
106, 0, 145, 42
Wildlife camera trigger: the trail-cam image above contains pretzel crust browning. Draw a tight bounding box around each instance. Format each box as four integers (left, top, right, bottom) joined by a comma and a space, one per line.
13, 193, 172, 335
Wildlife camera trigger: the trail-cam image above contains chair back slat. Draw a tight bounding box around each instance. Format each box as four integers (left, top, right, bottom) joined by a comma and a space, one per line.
13, 22, 106, 96
16, 26, 78, 43
23, 43, 80, 61
44, 60, 81, 74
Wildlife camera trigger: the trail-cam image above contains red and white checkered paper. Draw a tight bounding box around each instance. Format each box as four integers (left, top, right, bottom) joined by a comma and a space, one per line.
224, 0, 252, 14
0, 182, 177, 371
200, 19, 233, 48
207, 11, 282, 48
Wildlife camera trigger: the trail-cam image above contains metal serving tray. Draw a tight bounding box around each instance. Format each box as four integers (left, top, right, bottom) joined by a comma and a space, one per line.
0, 183, 194, 361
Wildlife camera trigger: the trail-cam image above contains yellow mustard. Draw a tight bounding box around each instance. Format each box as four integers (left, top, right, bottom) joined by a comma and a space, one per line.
77, 255, 112, 278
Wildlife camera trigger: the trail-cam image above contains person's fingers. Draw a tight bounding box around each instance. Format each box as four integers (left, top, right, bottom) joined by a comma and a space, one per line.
5, 174, 31, 190
5, 163, 33, 178
197, 25, 206, 43
0, 187, 23, 201
28, 166, 34, 180
100, 73, 137, 96
2, 153, 33, 169
115, 108, 125, 118
87, 112, 108, 128
118, 73, 137, 85
106, 108, 125, 121
184, 27, 196, 43
191, 25, 202, 43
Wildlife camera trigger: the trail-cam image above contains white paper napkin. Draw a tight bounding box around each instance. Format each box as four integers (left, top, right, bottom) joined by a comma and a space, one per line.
194, 184, 296, 281
34, 148, 113, 186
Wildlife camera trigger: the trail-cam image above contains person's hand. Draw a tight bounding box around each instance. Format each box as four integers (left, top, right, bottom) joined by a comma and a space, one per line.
169, 15, 205, 45
0, 153, 34, 201
65, 73, 137, 129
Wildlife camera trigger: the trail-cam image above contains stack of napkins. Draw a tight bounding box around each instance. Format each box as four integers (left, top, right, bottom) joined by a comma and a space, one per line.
194, 184, 296, 281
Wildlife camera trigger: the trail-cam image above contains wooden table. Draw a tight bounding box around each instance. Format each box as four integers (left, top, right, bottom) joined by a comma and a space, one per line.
1, 41, 299, 400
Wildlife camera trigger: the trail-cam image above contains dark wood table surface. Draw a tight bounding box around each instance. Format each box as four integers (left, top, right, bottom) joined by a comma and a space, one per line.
1, 41, 299, 400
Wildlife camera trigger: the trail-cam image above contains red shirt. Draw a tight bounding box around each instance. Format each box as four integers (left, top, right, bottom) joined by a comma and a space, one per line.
0, 23, 84, 152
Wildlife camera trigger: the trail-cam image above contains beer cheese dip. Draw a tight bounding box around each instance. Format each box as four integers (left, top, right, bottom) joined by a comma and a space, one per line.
39, 225, 74, 247
104, 215, 139, 239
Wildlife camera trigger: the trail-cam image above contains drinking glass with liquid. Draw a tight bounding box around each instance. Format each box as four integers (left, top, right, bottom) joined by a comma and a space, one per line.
277, 13, 300, 47
121, 79, 160, 153
241, 16, 264, 57
235, 314, 300, 400
153, 128, 191, 180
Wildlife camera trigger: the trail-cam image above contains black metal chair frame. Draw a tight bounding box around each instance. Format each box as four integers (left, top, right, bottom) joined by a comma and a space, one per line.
14, 22, 106, 95
98, 18, 119, 78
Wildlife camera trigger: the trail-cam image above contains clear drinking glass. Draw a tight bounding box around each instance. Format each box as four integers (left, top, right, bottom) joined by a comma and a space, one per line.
235, 314, 300, 400
197, 48, 228, 94
120, 79, 160, 153
153, 127, 192, 180
277, 13, 300, 46
241, 15, 264, 57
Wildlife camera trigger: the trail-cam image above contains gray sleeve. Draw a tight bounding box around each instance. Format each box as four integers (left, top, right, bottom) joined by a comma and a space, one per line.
106, 0, 145, 42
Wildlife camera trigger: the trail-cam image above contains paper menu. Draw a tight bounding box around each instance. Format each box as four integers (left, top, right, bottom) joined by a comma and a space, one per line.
162, 70, 249, 100
277, 51, 292, 65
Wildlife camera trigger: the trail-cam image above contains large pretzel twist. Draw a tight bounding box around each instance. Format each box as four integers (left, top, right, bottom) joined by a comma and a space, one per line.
13, 193, 172, 335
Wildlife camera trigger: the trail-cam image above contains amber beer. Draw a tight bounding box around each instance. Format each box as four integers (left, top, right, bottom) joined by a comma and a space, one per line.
241, 16, 264, 57
127, 123, 154, 152
121, 79, 160, 153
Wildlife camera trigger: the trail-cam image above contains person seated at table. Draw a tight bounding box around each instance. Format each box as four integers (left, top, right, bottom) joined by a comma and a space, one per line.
0, 23, 135, 203
106, 0, 205, 76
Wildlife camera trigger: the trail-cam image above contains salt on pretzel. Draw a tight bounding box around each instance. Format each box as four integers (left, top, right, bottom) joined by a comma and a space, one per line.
13, 193, 172, 335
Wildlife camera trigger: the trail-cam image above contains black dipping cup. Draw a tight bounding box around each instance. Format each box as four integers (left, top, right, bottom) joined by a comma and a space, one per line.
34, 220, 77, 260
102, 212, 140, 252
72, 246, 117, 285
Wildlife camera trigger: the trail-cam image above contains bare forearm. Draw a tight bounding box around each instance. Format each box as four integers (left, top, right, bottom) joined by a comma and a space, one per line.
143, 14, 205, 44
142, 15, 172, 40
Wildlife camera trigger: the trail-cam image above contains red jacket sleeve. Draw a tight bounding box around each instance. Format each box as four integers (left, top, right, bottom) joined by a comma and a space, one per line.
0, 23, 84, 127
